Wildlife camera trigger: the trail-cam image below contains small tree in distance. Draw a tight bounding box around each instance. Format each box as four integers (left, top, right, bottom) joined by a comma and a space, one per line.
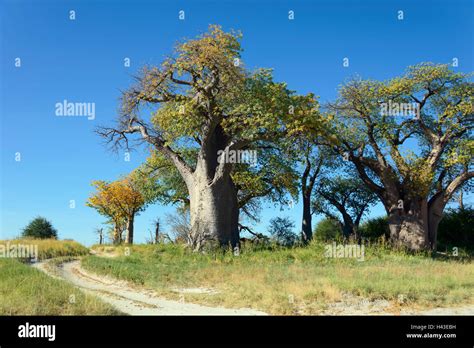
313, 176, 378, 240
87, 178, 146, 245
268, 217, 298, 246
22, 217, 58, 239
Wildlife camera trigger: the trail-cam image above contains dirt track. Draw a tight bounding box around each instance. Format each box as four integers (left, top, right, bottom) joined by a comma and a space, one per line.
34, 260, 267, 315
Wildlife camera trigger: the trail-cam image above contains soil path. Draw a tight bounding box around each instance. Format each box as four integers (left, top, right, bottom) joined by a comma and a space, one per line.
33, 260, 267, 315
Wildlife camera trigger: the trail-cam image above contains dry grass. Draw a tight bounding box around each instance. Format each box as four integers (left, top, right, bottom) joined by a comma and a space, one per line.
0, 259, 121, 315
83, 242, 474, 314
0, 238, 120, 315
0, 238, 89, 260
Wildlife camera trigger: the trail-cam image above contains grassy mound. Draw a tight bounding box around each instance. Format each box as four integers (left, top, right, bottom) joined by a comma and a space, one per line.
0, 238, 89, 260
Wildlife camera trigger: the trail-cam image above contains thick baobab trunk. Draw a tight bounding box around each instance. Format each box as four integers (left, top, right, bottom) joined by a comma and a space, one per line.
184, 124, 241, 251
301, 195, 313, 243
388, 213, 429, 250
188, 171, 240, 251
387, 199, 430, 251
125, 215, 134, 244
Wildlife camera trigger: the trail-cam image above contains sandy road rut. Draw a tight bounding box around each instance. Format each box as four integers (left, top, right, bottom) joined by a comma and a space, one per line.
34, 260, 267, 315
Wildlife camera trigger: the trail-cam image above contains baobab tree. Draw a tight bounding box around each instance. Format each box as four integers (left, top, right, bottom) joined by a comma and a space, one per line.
98, 25, 320, 250
135, 144, 298, 243
324, 63, 473, 251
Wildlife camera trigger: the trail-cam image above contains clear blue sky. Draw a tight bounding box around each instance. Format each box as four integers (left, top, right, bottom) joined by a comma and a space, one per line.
1, 0, 473, 245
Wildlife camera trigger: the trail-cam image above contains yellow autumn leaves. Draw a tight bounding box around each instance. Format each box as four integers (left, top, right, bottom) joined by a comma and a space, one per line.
86, 178, 145, 238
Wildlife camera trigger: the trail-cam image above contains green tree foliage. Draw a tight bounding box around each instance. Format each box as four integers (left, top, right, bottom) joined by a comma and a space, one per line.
358, 216, 390, 241
22, 217, 58, 239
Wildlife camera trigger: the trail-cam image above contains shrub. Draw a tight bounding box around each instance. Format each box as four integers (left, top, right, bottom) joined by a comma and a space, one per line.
314, 218, 342, 241
21, 217, 58, 239
358, 216, 390, 241
437, 207, 474, 251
